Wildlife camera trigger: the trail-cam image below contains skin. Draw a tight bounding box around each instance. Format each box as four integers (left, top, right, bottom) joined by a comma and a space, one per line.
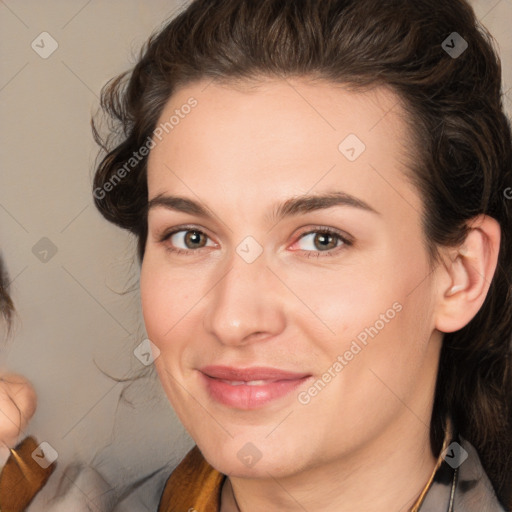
140, 77, 500, 512
0, 372, 37, 465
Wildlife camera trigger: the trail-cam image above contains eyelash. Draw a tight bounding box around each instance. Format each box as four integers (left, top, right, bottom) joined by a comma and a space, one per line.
158, 224, 353, 258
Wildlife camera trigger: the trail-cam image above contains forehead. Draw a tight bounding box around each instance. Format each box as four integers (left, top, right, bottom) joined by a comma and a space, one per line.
146, 77, 422, 220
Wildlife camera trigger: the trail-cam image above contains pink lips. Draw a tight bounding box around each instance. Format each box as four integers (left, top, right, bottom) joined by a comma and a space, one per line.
200, 365, 312, 410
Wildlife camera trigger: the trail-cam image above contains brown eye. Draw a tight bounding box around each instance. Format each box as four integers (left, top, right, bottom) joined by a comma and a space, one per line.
296, 229, 350, 254
182, 230, 207, 249
161, 227, 216, 255
313, 232, 338, 251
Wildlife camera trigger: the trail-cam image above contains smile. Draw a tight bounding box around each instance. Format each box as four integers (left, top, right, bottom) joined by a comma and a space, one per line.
199, 366, 312, 410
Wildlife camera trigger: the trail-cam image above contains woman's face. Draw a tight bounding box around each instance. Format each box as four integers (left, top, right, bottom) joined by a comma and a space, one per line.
140, 77, 444, 477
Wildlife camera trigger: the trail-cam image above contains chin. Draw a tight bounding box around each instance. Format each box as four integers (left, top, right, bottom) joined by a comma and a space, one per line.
198, 436, 304, 479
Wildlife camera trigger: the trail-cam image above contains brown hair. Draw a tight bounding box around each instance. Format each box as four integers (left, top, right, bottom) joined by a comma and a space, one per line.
0, 255, 14, 332
92, 0, 512, 506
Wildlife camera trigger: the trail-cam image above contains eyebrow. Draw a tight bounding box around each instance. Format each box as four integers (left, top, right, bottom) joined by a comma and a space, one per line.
147, 191, 379, 223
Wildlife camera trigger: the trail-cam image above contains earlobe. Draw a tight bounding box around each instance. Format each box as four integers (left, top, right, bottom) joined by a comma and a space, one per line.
435, 215, 501, 333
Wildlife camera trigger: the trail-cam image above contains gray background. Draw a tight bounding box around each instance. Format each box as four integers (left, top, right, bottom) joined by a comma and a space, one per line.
0, 0, 510, 508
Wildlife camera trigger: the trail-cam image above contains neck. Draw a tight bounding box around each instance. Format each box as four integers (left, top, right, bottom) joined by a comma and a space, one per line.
220, 415, 438, 512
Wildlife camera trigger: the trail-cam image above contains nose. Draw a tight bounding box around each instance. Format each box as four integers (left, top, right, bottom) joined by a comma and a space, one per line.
202, 247, 286, 347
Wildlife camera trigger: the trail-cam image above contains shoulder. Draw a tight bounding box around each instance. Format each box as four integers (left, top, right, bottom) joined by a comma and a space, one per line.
455, 438, 509, 512
420, 436, 508, 512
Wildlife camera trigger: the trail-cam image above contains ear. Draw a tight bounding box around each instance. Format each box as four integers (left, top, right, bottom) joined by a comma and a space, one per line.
434, 214, 501, 333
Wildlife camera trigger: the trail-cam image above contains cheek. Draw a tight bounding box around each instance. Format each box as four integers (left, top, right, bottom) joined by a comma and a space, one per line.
139, 256, 198, 349
331, 257, 437, 398
280, 258, 402, 349
302, 251, 433, 366
140, 259, 172, 346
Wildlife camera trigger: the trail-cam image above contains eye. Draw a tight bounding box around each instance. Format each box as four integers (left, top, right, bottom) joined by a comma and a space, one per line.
292, 227, 352, 257
160, 226, 216, 255
158, 225, 352, 257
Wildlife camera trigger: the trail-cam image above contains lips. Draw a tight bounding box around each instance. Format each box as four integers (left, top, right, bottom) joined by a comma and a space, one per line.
200, 365, 310, 381
199, 365, 312, 409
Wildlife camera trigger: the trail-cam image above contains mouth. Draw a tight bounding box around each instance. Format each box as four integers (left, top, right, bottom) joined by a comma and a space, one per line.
216, 379, 275, 386
199, 365, 312, 410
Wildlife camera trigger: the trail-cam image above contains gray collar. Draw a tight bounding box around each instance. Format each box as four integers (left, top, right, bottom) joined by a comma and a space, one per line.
419, 434, 506, 512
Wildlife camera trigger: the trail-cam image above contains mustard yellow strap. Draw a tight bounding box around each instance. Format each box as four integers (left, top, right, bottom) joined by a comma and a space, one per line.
158, 445, 224, 512
0, 436, 55, 512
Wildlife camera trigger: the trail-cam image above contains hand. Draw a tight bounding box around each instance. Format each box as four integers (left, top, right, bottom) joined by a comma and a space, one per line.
0, 373, 37, 465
